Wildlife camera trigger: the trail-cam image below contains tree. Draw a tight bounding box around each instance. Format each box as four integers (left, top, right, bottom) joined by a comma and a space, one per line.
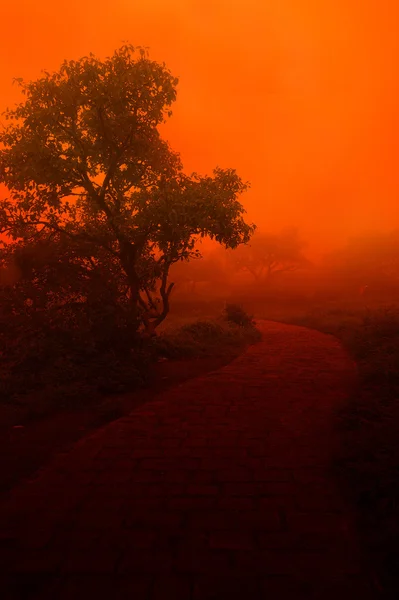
170, 248, 228, 295
229, 228, 308, 283
0, 45, 255, 334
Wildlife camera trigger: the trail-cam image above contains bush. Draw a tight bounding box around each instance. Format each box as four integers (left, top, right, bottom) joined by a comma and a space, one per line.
152, 316, 261, 360
362, 306, 399, 339
0, 291, 146, 405
223, 303, 255, 327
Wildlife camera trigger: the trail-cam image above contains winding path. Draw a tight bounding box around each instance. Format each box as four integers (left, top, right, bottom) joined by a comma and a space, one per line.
0, 322, 375, 599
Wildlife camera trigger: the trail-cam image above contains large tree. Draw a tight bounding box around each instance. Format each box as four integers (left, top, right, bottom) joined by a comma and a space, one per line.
0, 45, 254, 333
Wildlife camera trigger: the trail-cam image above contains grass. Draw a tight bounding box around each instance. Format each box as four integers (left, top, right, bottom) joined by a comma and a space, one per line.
153, 316, 260, 360
0, 305, 260, 423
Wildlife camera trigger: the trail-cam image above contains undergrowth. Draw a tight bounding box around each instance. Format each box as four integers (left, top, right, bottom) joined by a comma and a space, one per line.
0, 305, 260, 417
152, 313, 260, 359
281, 302, 399, 598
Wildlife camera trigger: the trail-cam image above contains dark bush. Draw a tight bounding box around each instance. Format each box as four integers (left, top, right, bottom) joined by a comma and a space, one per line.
223, 303, 255, 327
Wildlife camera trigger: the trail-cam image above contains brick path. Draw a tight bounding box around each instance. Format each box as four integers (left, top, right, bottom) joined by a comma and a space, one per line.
0, 321, 375, 599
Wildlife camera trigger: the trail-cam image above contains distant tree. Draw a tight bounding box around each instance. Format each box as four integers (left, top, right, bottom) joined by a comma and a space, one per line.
170, 249, 228, 294
0, 45, 255, 335
229, 228, 308, 283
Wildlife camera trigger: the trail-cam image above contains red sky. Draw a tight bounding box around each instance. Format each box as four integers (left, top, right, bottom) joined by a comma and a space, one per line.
1, 0, 399, 254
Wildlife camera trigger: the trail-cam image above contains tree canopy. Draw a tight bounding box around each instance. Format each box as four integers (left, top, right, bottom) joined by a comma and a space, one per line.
0, 44, 254, 333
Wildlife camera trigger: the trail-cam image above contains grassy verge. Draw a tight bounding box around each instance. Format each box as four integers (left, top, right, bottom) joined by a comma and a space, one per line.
0, 306, 260, 424
154, 304, 259, 359
275, 301, 399, 598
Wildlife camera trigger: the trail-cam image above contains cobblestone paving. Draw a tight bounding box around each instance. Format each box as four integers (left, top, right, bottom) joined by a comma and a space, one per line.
0, 322, 375, 599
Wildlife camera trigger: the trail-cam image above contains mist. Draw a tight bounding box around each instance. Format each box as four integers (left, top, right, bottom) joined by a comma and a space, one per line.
1, 1, 399, 257
2, 6, 399, 597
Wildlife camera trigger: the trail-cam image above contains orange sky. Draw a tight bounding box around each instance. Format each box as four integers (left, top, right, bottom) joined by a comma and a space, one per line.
1, 0, 399, 255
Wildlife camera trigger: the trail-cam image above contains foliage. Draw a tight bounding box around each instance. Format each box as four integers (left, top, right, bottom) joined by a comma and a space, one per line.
0, 303, 260, 413
293, 304, 399, 391
229, 228, 309, 283
223, 303, 255, 327
0, 279, 145, 405
0, 44, 254, 335
152, 315, 261, 359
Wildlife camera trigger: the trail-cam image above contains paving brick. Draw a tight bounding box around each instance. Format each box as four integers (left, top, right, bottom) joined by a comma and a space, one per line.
236, 510, 282, 531
222, 482, 258, 496
61, 548, 121, 574
174, 548, 232, 575
186, 485, 219, 496
168, 496, 216, 510
216, 469, 254, 482
258, 495, 296, 510
124, 495, 166, 510
103, 529, 157, 551
199, 458, 234, 470
2, 575, 62, 600
151, 575, 192, 600
118, 549, 174, 574
5, 548, 63, 574
124, 510, 183, 530
209, 531, 255, 551
217, 496, 254, 510
192, 576, 261, 600
114, 575, 152, 599
50, 530, 101, 552
72, 509, 124, 531
257, 531, 303, 550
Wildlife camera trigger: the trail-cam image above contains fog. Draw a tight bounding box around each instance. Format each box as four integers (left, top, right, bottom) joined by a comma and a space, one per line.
2, 8, 399, 594
1, 0, 399, 258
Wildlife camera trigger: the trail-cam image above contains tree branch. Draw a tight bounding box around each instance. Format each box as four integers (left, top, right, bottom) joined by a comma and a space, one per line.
25, 220, 120, 257
149, 261, 174, 331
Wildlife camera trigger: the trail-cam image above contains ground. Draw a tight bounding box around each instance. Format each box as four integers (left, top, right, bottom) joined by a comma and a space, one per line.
0, 321, 377, 599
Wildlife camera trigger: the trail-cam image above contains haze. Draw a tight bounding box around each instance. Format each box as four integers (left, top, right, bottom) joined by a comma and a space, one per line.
1, 0, 398, 256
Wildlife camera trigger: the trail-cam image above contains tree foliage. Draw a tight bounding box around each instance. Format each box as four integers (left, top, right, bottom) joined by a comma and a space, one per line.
0, 44, 254, 334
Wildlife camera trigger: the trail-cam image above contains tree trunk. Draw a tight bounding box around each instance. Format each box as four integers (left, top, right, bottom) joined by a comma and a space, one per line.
119, 242, 142, 324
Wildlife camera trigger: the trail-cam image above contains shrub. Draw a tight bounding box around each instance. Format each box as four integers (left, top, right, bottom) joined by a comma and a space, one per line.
362, 306, 399, 339
223, 303, 255, 327
151, 317, 260, 360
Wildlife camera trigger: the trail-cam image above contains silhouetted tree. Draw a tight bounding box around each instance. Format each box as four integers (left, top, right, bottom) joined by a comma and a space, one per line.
0, 45, 255, 334
229, 228, 308, 283
170, 249, 228, 294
